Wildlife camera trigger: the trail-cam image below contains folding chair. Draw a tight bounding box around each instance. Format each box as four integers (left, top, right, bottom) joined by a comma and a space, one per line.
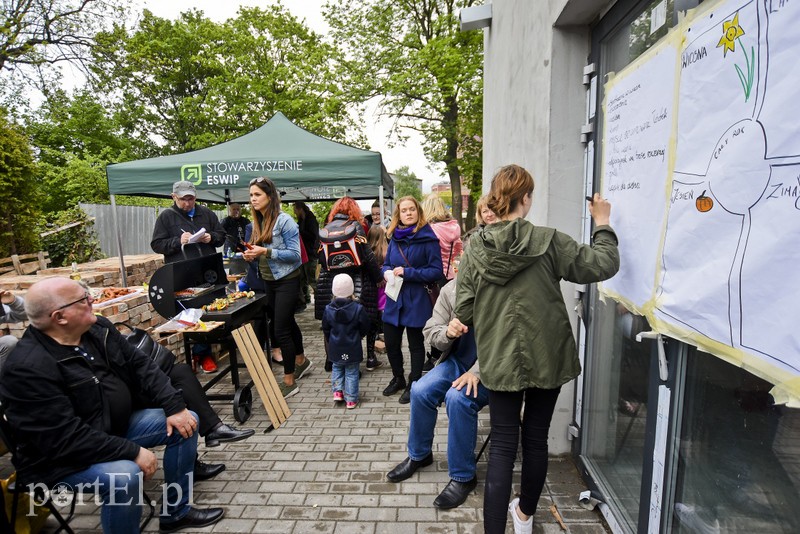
0, 399, 154, 533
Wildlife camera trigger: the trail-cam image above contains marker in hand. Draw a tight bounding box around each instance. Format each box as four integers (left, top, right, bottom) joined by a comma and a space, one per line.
586, 195, 594, 204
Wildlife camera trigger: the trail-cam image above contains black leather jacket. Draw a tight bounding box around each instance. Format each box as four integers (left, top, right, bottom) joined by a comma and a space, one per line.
0, 317, 185, 485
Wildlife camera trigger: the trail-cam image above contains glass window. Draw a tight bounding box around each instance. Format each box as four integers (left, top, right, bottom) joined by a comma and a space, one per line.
583, 1, 704, 531
582, 299, 653, 530
672, 349, 800, 533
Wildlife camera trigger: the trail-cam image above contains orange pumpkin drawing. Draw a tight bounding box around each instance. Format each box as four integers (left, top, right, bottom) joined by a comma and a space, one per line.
696, 190, 713, 212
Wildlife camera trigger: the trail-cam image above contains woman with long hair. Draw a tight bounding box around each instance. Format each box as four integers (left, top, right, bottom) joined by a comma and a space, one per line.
420, 194, 463, 372
366, 224, 389, 370
421, 194, 463, 282
315, 197, 383, 371
454, 165, 619, 533
243, 177, 312, 399
382, 196, 443, 404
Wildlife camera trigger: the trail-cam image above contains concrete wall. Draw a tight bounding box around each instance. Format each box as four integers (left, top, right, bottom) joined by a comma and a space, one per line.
480, 0, 609, 453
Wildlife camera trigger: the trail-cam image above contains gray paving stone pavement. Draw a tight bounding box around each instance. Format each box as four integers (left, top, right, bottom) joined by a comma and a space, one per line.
0, 306, 610, 533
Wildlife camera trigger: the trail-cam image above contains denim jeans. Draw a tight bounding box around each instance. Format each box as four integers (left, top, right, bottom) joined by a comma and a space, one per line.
331, 362, 360, 403
408, 357, 489, 482
59, 408, 198, 534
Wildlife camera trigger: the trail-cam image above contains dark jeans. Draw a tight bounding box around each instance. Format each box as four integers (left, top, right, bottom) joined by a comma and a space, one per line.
265, 275, 304, 375
168, 363, 220, 436
383, 322, 425, 382
483, 386, 562, 534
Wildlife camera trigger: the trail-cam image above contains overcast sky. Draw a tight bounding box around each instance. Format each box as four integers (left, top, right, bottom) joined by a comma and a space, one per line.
135, 0, 445, 193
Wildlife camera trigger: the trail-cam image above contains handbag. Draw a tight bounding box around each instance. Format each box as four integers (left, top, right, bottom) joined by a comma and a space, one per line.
116, 323, 176, 374
397, 246, 441, 307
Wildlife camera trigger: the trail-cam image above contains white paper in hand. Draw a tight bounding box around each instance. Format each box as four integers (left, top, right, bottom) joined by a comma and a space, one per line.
385, 272, 403, 301
188, 227, 207, 244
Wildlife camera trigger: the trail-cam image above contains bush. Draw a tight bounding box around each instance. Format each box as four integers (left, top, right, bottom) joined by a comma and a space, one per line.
39, 207, 104, 266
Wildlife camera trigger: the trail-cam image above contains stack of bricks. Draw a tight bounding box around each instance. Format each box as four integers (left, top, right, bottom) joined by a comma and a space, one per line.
92, 292, 186, 360
0, 254, 185, 359
37, 254, 164, 287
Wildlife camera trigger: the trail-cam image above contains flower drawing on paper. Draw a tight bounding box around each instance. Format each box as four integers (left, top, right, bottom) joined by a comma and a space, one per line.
716, 12, 754, 102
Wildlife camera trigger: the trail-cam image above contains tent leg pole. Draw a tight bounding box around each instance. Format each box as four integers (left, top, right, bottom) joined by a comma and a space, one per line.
110, 194, 128, 287
379, 186, 385, 223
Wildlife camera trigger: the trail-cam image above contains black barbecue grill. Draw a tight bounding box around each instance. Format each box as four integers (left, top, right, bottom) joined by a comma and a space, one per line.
148, 252, 265, 422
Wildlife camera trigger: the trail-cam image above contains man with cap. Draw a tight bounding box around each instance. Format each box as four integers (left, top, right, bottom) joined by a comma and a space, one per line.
151, 181, 226, 372
151, 181, 226, 264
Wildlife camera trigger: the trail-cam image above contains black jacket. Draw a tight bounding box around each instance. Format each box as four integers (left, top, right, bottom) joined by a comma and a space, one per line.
221, 215, 250, 252
314, 215, 382, 323
297, 213, 320, 254
0, 317, 185, 486
322, 298, 370, 364
151, 203, 226, 263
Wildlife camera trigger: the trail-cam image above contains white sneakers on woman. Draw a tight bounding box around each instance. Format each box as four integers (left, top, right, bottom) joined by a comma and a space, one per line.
509, 498, 533, 534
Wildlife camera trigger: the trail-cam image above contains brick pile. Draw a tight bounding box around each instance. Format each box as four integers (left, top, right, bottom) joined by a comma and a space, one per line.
0, 254, 185, 359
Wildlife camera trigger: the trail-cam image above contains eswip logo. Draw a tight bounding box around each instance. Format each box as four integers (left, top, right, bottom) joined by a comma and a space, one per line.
180, 164, 203, 185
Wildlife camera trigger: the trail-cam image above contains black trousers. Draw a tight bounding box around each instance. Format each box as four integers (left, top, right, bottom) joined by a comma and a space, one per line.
264, 275, 304, 375
168, 363, 221, 436
483, 386, 562, 534
383, 322, 425, 382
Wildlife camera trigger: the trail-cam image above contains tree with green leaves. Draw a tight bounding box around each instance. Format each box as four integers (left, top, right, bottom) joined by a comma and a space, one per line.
326, 0, 484, 230
90, 7, 359, 156
0, 111, 41, 256
393, 166, 423, 201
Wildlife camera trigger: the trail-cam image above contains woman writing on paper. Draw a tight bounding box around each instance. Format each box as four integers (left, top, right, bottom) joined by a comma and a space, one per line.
455, 165, 619, 533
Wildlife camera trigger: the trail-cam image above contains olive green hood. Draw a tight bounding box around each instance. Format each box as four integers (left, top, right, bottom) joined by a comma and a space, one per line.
469, 219, 556, 286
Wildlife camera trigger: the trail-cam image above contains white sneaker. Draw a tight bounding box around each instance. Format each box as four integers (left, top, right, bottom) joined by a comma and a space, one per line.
509, 497, 533, 534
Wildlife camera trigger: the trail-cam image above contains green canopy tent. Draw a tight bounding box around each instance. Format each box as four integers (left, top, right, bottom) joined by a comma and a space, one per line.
106, 111, 393, 203
105, 112, 393, 284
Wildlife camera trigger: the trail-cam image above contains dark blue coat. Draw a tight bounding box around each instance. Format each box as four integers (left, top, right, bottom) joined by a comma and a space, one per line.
322, 298, 371, 364
382, 224, 443, 328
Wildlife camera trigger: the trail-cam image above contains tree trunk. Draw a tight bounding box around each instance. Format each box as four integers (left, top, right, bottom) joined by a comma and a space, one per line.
464, 193, 477, 232
442, 98, 463, 230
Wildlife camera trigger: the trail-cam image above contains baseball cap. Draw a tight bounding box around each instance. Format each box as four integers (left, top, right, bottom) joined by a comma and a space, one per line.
332, 274, 354, 299
173, 181, 197, 197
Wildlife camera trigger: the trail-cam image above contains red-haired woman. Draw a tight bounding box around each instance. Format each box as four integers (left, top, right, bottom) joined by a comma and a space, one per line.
243, 177, 312, 399
455, 165, 619, 533
381, 196, 443, 404
315, 197, 383, 371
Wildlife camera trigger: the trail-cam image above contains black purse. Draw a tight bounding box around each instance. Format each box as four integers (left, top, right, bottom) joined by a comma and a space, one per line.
116, 323, 176, 375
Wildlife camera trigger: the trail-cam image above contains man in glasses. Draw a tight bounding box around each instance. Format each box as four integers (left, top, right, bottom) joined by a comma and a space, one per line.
151, 180, 225, 372
150, 181, 226, 264
0, 278, 225, 533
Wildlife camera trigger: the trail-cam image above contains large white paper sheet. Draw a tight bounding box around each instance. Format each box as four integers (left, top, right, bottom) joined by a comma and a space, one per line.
600, 42, 677, 310
599, 0, 800, 398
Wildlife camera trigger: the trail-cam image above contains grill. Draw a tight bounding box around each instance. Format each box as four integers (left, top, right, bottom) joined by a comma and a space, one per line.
148, 252, 264, 422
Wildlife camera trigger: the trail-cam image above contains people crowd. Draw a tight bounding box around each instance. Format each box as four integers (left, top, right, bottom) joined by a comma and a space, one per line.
0, 167, 618, 533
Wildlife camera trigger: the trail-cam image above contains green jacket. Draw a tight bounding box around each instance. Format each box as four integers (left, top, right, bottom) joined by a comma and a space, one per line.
454, 218, 619, 391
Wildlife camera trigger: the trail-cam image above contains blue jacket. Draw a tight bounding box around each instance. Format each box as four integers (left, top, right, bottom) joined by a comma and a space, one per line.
254, 211, 302, 280
322, 298, 371, 364
382, 224, 443, 328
